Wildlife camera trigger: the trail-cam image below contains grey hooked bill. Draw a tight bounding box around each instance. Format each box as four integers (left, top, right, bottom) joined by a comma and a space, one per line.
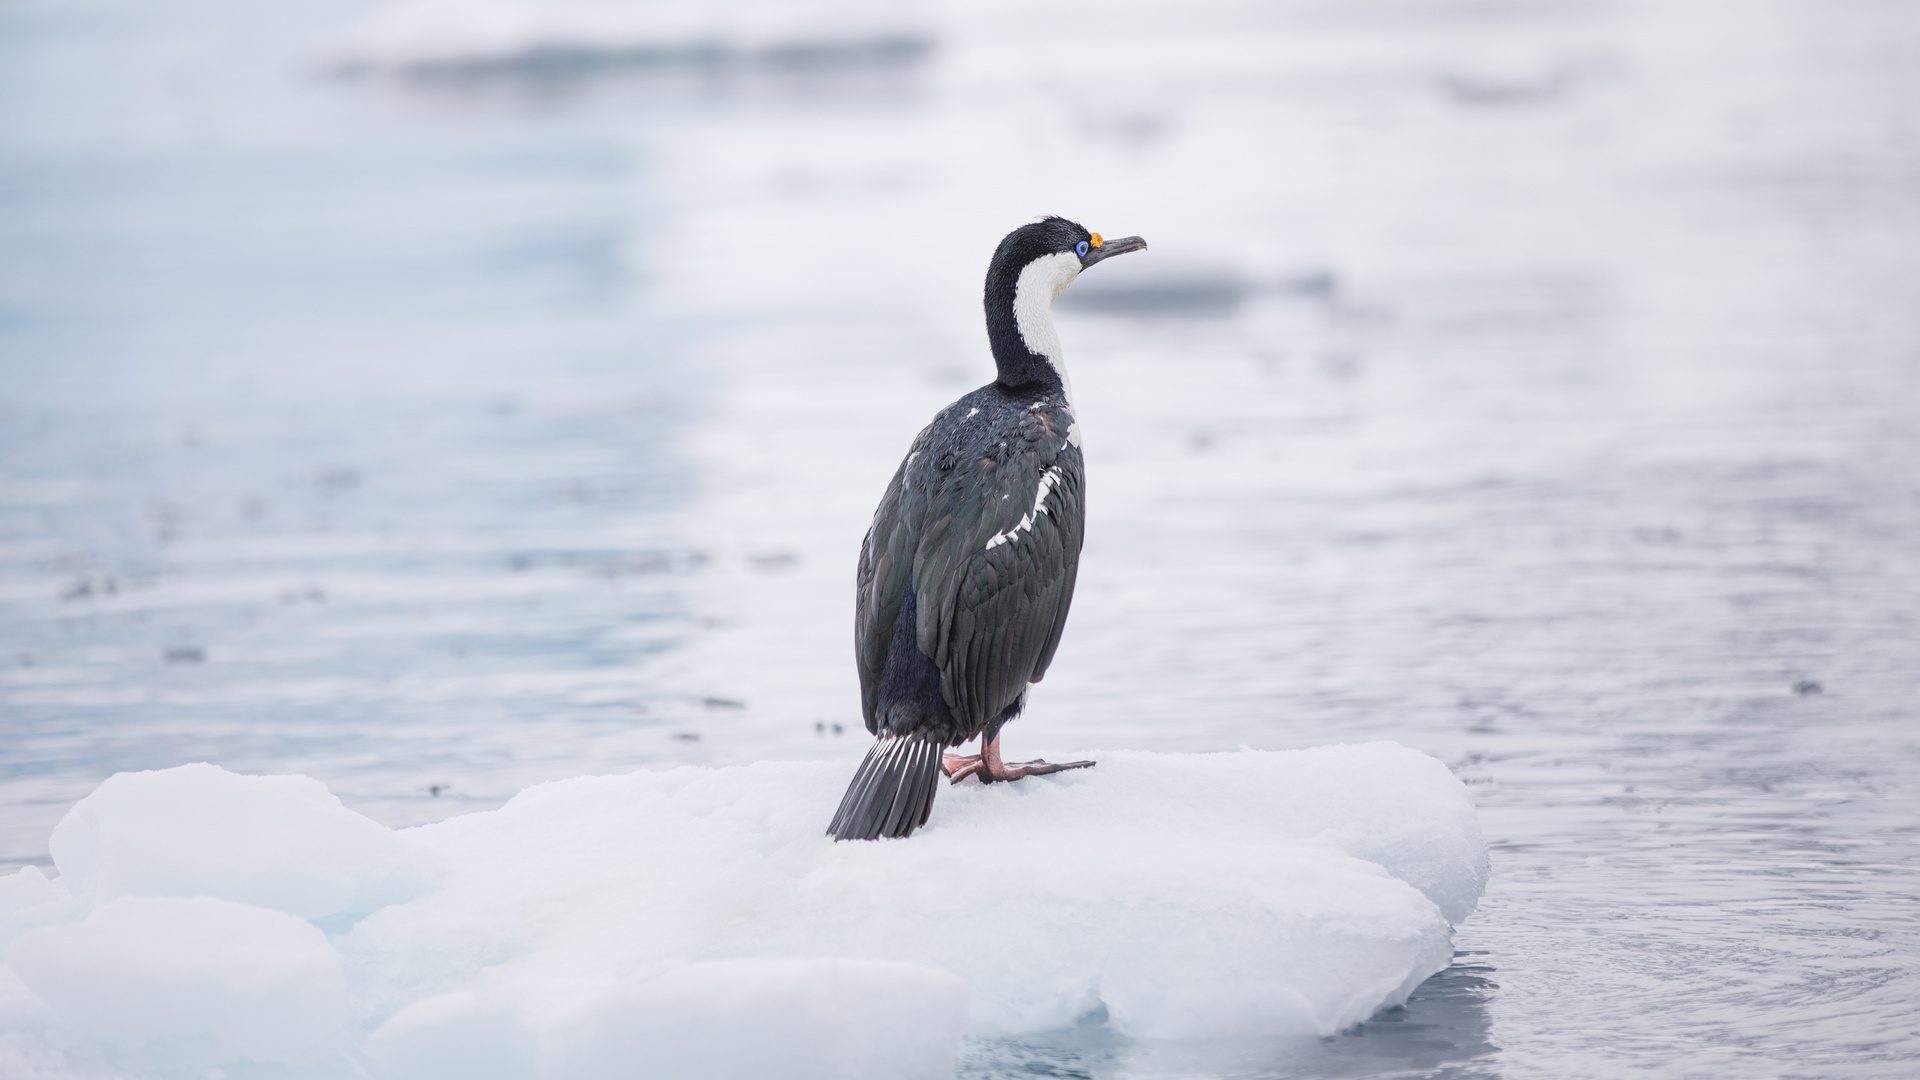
1079, 235, 1148, 269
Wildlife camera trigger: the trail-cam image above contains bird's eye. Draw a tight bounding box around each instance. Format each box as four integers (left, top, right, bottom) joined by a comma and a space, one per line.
1075, 240, 1090, 257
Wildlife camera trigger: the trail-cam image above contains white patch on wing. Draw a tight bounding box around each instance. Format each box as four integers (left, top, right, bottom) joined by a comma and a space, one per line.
985, 465, 1064, 550
1013, 251, 1082, 408
967, 408, 979, 418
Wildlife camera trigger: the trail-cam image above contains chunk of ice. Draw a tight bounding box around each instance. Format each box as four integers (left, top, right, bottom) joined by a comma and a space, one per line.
0, 743, 1486, 1076
0, 867, 64, 915
370, 959, 965, 1080
345, 742, 1483, 1046
49, 762, 437, 920
5, 896, 348, 1064
0, 867, 82, 959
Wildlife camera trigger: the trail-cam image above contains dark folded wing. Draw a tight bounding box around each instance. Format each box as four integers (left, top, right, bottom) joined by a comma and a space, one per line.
855, 445, 927, 733
913, 443, 1085, 732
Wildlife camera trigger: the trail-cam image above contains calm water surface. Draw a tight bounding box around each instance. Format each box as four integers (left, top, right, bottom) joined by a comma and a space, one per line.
3, 0, 1917, 1076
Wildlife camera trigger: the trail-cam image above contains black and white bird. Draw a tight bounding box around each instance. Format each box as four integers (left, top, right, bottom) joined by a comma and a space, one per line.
827, 217, 1147, 841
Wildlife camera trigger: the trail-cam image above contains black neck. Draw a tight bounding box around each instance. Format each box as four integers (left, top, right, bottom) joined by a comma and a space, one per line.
984, 270, 1063, 394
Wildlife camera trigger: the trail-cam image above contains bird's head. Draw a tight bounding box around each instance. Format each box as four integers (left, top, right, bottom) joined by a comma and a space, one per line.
987, 216, 1149, 303
984, 217, 1147, 392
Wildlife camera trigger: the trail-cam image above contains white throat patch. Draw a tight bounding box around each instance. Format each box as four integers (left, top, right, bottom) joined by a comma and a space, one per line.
1013, 251, 1082, 408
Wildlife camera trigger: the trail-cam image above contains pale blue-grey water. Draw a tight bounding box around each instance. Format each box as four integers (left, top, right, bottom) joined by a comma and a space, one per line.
3, 0, 1918, 1076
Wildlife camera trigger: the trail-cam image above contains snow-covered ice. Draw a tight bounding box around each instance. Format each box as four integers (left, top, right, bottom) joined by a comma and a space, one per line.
8, 897, 349, 1065
48, 763, 438, 921
371, 958, 968, 1080
0, 743, 1484, 1077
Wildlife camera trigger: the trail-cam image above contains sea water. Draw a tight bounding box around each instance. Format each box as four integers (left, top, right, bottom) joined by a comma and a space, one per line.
3, 0, 1917, 1075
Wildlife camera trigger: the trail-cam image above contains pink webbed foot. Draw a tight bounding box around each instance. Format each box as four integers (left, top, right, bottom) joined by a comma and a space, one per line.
991, 757, 1097, 779
975, 733, 1094, 783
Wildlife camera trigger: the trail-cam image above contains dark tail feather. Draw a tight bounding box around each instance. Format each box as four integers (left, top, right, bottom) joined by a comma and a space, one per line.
827, 734, 943, 841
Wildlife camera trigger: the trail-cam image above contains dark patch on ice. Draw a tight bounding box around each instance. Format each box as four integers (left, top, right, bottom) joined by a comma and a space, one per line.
1060, 268, 1340, 319
1060, 273, 1251, 317
749, 551, 799, 572
599, 549, 710, 577
62, 577, 117, 601
671, 732, 701, 742
316, 466, 361, 492
1319, 350, 1364, 380
331, 35, 934, 92
162, 646, 205, 664
1793, 680, 1824, 696
1076, 109, 1173, 147
701, 696, 745, 710
506, 548, 709, 577
1440, 71, 1571, 106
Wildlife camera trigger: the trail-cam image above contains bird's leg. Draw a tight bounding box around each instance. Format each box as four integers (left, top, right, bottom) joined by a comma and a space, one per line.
977, 731, 1094, 782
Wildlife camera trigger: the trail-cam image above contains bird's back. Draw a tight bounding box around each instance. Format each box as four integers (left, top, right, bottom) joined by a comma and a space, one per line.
855, 384, 1085, 744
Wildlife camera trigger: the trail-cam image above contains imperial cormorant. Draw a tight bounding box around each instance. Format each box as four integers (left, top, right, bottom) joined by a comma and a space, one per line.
827, 217, 1147, 841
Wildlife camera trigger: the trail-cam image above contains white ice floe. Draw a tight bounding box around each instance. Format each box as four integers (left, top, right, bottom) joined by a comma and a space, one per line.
0, 743, 1486, 1078
48, 762, 438, 920
7, 897, 348, 1064
372, 957, 967, 1080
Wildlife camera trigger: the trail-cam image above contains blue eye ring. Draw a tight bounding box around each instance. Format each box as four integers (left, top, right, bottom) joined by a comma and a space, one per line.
1075, 240, 1090, 257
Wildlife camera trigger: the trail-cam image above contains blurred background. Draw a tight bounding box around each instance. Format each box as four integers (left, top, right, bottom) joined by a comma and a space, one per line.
3, 0, 1918, 1075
